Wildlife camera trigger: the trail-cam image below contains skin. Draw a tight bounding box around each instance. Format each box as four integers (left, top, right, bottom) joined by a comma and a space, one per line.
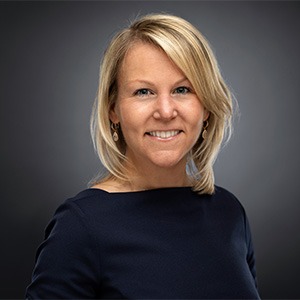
99, 42, 209, 192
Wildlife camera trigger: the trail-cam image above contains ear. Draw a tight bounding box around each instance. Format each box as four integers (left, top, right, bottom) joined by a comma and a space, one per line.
109, 103, 120, 124
203, 109, 210, 121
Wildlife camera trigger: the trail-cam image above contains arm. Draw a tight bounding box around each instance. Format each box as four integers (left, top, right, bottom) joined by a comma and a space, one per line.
243, 209, 259, 289
26, 201, 101, 298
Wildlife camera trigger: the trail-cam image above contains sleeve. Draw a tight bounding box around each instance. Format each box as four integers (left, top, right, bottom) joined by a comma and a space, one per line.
25, 201, 101, 299
243, 208, 259, 289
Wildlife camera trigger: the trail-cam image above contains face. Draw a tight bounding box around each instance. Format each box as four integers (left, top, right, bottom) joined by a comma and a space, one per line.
110, 42, 208, 173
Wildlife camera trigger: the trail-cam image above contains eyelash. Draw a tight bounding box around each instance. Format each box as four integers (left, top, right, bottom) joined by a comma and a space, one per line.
134, 89, 153, 97
133, 86, 192, 97
174, 86, 191, 94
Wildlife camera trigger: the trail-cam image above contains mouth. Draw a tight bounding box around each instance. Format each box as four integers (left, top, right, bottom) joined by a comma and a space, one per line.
146, 130, 182, 139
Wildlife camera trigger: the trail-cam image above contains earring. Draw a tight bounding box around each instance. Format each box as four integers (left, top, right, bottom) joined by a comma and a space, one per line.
202, 120, 209, 139
111, 122, 120, 142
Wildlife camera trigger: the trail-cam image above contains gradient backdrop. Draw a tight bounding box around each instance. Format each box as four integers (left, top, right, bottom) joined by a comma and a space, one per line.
1, 1, 300, 298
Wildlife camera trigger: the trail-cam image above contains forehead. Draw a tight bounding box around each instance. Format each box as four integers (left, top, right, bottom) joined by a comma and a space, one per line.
122, 42, 167, 67
118, 42, 184, 82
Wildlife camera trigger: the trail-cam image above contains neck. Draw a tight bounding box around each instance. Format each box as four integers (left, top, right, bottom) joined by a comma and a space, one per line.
123, 161, 192, 192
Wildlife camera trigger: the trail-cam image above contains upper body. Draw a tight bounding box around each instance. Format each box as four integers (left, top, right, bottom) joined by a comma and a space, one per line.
26, 186, 260, 299
26, 13, 260, 299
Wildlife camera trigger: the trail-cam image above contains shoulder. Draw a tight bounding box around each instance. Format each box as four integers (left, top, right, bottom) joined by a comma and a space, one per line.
55, 187, 137, 223
44, 189, 110, 233
44, 188, 115, 244
61, 188, 113, 217
213, 185, 238, 200
213, 186, 255, 249
210, 185, 246, 216
213, 185, 235, 197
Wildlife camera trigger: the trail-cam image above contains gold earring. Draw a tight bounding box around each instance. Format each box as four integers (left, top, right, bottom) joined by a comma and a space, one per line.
202, 120, 209, 139
111, 122, 120, 142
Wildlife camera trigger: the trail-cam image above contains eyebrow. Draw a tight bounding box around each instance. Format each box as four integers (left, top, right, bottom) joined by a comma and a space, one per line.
125, 77, 189, 87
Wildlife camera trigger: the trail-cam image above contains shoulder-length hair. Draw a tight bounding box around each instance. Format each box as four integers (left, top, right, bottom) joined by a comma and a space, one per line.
90, 13, 234, 194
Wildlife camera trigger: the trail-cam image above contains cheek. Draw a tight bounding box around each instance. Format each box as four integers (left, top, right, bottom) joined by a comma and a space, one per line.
186, 103, 206, 125
118, 104, 143, 135
119, 101, 150, 125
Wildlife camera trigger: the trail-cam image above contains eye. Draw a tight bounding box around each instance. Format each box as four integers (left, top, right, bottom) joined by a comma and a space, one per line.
173, 86, 191, 95
134, 88, 153, 97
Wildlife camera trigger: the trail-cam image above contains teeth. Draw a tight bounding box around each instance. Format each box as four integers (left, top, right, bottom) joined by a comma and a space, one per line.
148, 130, 180, 138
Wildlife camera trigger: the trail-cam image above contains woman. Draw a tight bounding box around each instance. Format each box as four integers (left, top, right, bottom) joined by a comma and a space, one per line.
26, 14, 260, 299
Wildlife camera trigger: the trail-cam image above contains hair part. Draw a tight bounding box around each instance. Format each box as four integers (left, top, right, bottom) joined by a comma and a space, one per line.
90, 13, 234, 194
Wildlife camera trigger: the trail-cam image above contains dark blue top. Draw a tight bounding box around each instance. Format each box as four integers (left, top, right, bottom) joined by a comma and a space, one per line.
26, 186, 260, 299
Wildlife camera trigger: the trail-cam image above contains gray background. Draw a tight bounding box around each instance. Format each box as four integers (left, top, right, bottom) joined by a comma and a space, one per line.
1, 1, 300, 298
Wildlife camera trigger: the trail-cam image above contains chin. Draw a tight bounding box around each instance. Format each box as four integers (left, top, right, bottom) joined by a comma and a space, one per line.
150, 156, 186, 170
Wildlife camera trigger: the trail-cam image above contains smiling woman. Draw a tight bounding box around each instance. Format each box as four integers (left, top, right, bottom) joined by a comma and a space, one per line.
108, 42, 208, 189
26, 14, 261, 299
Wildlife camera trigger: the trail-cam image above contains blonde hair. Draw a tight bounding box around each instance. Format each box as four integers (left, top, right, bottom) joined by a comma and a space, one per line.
90, 13, 234, 194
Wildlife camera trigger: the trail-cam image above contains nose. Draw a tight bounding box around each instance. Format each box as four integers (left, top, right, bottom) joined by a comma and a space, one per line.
153, 94, 178, 120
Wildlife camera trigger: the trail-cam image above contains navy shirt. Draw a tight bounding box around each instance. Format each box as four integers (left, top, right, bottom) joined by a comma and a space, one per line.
26, 186, 260, 299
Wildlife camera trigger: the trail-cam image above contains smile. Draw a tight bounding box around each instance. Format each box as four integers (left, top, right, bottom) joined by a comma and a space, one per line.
147, 130, 181, 139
